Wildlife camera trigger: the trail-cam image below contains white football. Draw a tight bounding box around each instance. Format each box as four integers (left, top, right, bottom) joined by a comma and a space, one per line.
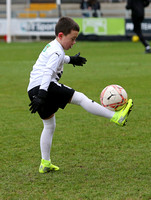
100, 84, 128, 111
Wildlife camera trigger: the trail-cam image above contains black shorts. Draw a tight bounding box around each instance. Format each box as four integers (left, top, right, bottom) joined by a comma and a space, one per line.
28, 82, 75, 119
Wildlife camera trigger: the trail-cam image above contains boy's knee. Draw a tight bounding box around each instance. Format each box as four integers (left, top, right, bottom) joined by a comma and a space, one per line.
43, 116, 56, 131
71, 91, 86, 105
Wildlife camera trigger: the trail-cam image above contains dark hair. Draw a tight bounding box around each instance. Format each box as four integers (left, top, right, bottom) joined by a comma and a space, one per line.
55, 17, 80, 36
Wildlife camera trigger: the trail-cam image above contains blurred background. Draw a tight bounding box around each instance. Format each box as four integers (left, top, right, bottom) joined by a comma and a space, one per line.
0, 0, 151, 42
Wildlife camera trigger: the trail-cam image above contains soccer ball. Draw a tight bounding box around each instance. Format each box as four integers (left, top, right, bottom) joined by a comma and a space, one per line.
100, 84, 128, 111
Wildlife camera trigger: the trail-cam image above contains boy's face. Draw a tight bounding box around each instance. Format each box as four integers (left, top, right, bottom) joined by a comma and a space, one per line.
57, 30, 79, 50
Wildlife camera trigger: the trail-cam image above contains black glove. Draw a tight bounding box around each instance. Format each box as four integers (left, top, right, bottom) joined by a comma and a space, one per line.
69, 52, 87, 67
29, 89, 47, 113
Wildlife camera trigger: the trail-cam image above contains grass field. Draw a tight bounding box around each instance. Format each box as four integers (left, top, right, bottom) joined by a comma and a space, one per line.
0, 40, 151, 200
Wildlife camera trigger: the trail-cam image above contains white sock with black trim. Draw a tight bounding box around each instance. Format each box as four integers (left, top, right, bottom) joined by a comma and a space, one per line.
71, 91, 115, 119
40, 116, 56, 161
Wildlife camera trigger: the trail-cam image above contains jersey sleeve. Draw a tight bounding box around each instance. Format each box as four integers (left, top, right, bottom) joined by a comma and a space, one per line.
64, 55, 70, 64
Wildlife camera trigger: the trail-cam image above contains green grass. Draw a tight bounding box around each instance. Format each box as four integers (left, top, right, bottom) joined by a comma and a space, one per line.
0, 41, 151, 200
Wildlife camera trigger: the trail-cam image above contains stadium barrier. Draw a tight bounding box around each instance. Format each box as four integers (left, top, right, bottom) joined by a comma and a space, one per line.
0, 17, 151, 37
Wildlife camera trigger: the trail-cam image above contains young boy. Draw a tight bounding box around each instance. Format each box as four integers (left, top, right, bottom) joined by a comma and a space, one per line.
27, 17, 133, 173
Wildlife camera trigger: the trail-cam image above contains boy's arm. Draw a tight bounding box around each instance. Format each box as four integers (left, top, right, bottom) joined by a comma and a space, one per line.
29, 53, 59, 114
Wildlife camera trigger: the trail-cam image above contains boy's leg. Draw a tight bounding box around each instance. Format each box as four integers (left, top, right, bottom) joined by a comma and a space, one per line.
39, 115, 59, 173
70, 91, 114, 119
40, 116, 56, 161
70, 91, 133, 126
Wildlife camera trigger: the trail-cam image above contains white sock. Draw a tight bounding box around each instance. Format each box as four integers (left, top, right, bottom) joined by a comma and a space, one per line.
71, 91, 115, 119
40, 116, 56, 161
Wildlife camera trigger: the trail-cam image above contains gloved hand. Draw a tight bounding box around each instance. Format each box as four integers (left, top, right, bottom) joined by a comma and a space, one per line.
29, 89, 47, 113
69, 52, 87, 67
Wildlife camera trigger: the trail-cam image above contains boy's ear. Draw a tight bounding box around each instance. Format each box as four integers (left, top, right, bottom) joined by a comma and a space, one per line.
58, 32, 64, 39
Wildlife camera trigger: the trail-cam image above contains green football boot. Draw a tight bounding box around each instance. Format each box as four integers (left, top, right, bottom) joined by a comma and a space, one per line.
110, 99, 133, 126
39, 159, 59, 173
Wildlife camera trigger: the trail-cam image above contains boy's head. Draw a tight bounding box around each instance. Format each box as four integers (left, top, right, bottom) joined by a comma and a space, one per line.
55, 17, 80, 50
55, 17, 79, 36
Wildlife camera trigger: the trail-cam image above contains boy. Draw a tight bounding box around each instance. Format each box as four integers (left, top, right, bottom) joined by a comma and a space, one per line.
27, 17, 133, 173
